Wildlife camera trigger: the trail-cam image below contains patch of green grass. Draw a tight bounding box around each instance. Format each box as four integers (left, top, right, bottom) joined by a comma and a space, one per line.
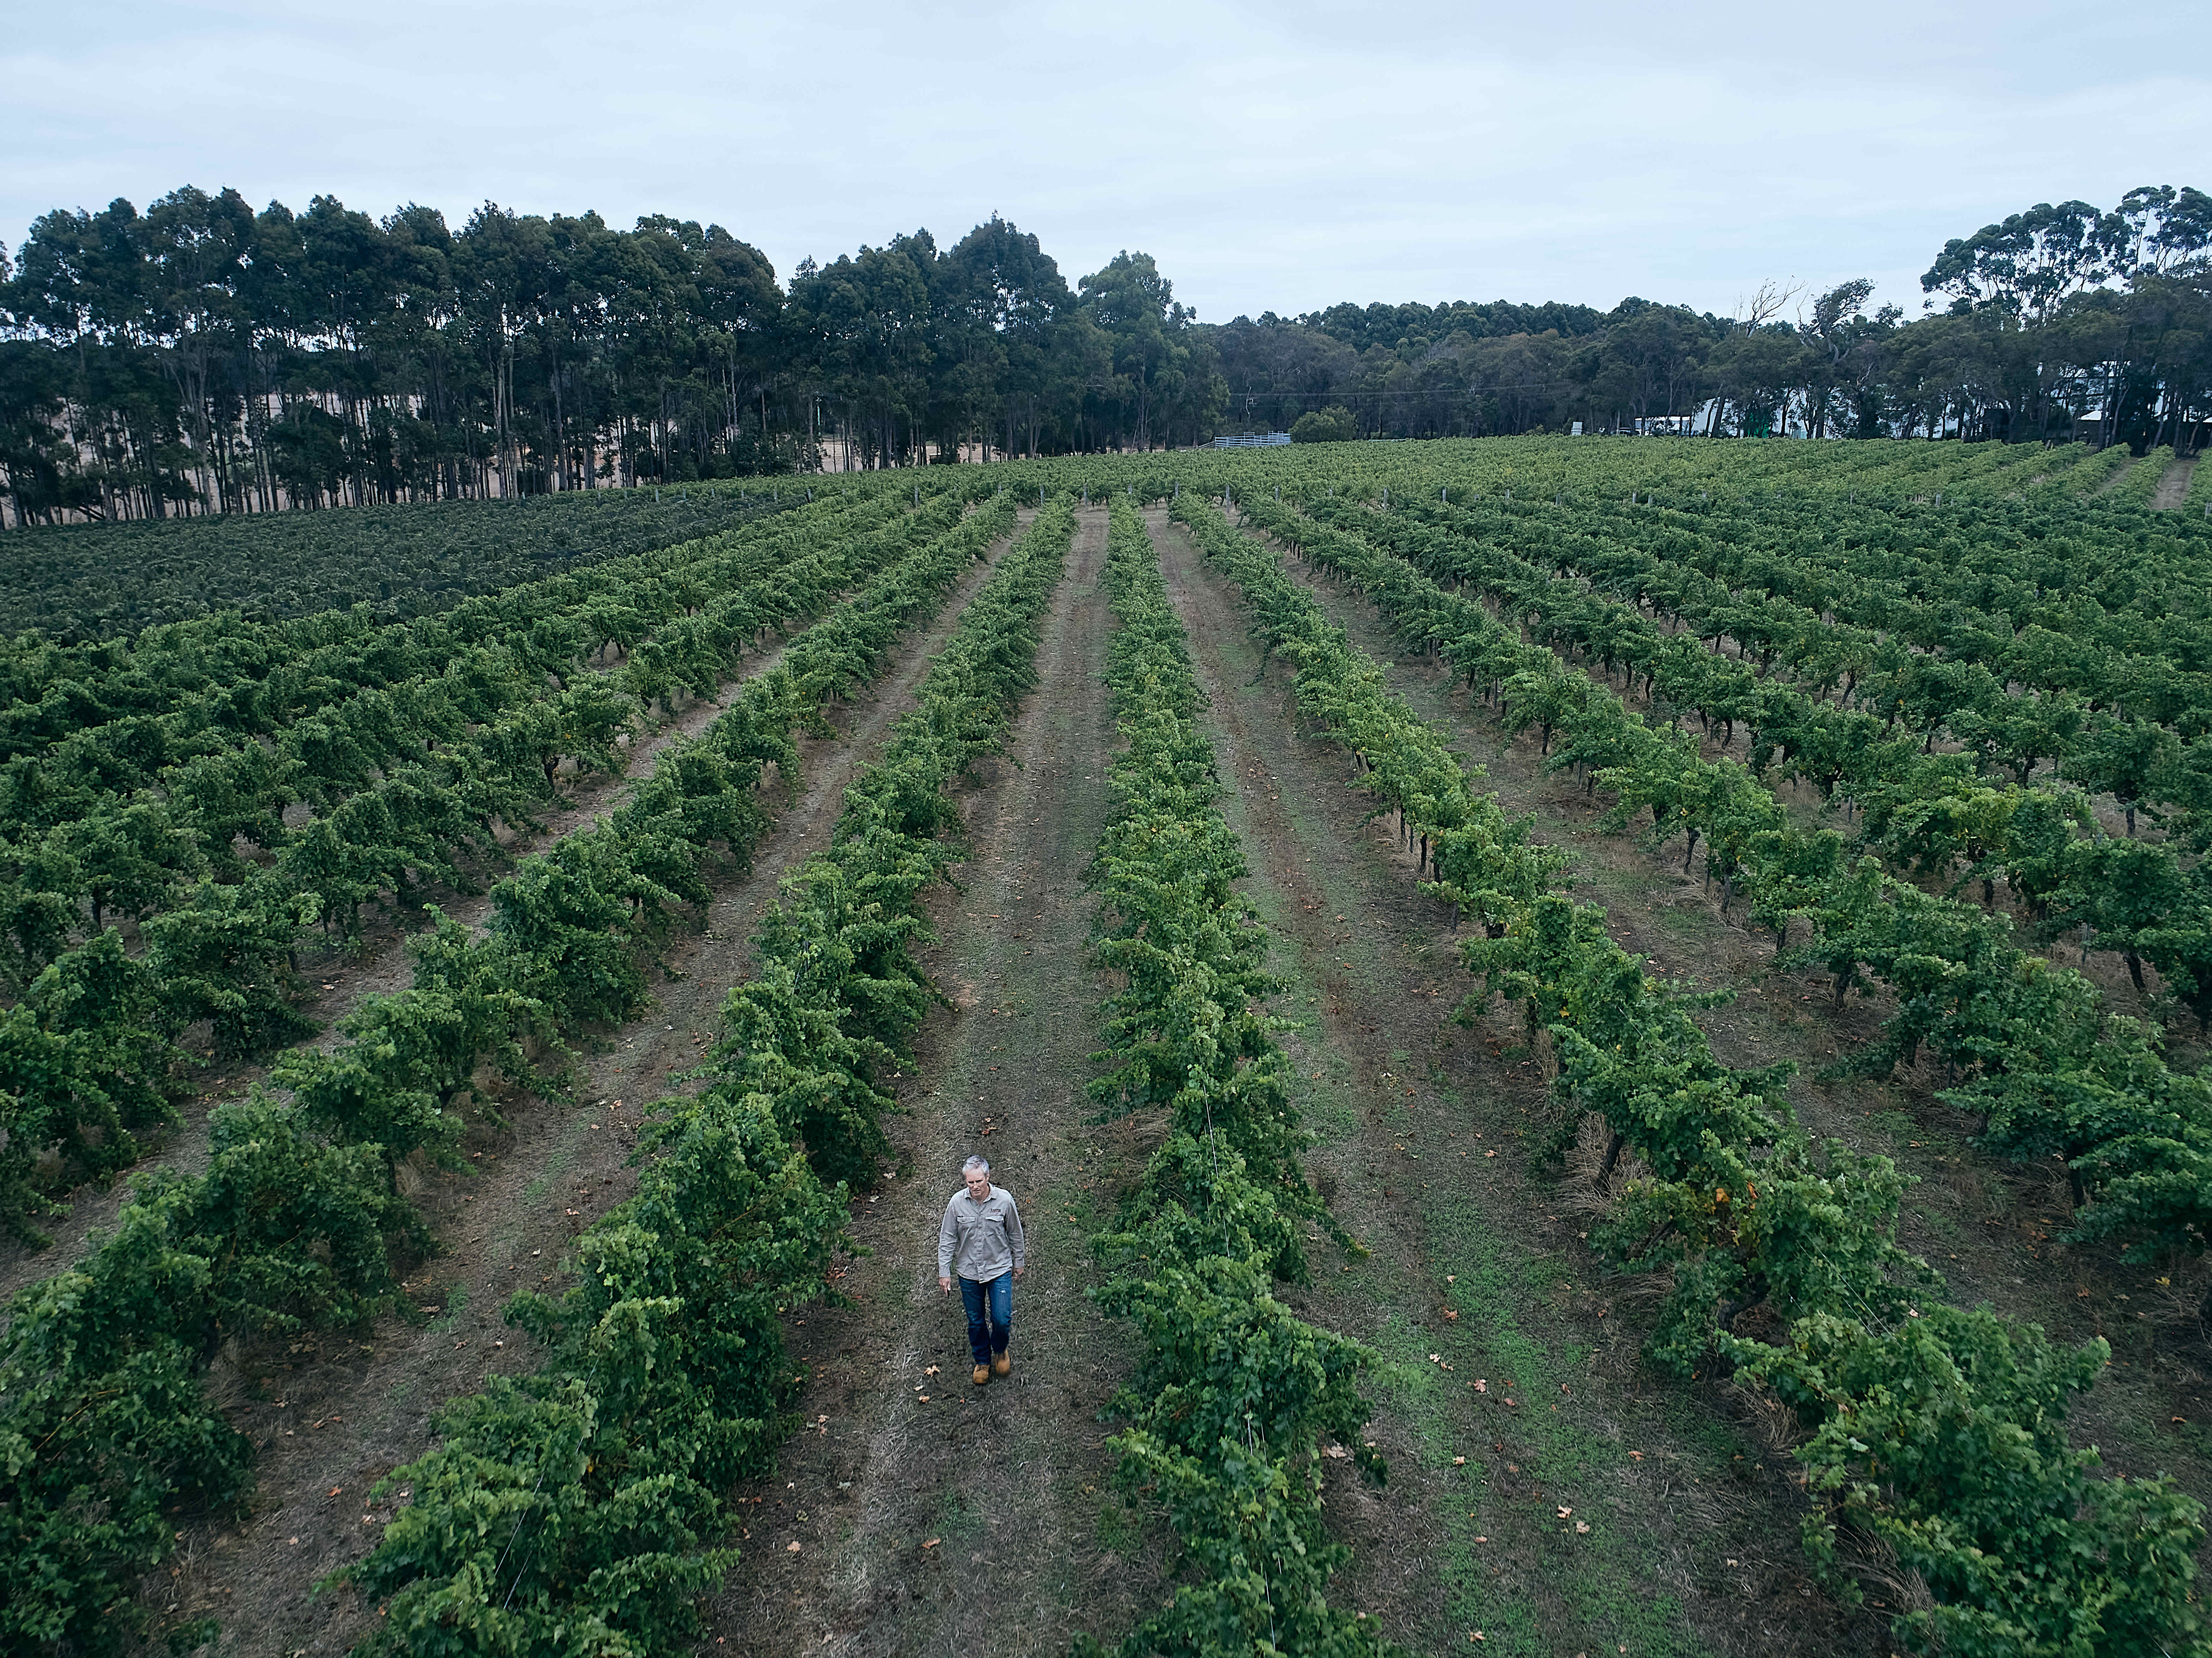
1912, 1202, 1963, 1242
427, 1285, 469, 1332
1864, 1109, 1914, 1142
931, 1485, 985, 1540
2173, 1422, 2212, 1463
521, 1139, 579, 1202
1095, 1502, 1143, 1559
1407, 1189, 1709, 1658
1518, 1255, 1574, 1294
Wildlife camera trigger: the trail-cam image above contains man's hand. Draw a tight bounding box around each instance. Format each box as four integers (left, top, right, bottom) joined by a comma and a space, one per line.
939, 1275, 951, 1295
1013, 1266, 1024, 1281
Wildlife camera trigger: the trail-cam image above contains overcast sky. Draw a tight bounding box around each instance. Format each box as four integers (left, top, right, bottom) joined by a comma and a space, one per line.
6, 0, 2203, 326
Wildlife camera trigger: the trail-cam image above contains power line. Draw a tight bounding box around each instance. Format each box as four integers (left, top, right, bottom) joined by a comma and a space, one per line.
1224, 382, 1593, 403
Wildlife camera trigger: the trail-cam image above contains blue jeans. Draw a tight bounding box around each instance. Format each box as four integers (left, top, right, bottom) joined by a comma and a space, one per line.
959, 1272, 1012, 1365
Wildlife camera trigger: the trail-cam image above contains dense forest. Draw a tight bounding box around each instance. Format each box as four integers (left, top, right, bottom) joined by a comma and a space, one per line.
1, 184, 2206, 525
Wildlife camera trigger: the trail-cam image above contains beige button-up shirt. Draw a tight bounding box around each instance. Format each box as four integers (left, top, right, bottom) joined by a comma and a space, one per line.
938, 1184, 1025, 1282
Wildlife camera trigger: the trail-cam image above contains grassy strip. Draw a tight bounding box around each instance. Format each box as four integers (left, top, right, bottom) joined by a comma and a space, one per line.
333, 496, 1078, 1654
0, 491, 1020, 1656
1172, 493, 2205, 1658
1076, 497, 1391, 1658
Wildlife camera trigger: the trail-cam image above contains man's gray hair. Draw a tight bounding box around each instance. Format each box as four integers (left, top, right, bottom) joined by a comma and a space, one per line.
962, 1154, 991, 1175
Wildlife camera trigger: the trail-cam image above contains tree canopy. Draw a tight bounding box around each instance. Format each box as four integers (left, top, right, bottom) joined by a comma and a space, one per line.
3, 180, 2208, 527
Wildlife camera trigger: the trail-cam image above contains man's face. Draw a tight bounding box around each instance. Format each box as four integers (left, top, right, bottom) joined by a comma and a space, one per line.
964, 1168, 991, 1202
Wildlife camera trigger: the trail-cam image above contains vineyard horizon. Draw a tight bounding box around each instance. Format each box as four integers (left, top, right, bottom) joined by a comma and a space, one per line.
4, 434, 2210, 1658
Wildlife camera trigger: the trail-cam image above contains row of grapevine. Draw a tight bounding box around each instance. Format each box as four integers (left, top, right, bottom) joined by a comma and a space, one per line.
1440, 493, 2212, 853
0, 487, 894, 998
2058, 444, 2139, 496
1042, 434, 2199, 516
0, 489, 977, 1235
1012, 451, 2209, 664
339, 496, 1078, 1654
2190, 454, 2212, 515
1334, 493, 2212, 1021
1243, 489, 2212, 1288
1420, 492, 2212, 757
1170, 493, 2206, 1658
0, 486, 908, 1013
0, 491, 1024, 1654
2109, 447, 2179, 508
1075, 498, 1390, 1658
0, 489, 888, 761
0, 479, 808, 643
0, 488, 900, 868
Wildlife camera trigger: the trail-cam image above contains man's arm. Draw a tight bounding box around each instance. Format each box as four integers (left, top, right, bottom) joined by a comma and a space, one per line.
1005, 1192, 1025, 1275
938, 1198, 959, 1292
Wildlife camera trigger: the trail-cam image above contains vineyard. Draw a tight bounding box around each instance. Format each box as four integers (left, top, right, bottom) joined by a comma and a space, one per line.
0, 485, 800, 641
3, 437, 2209, 1658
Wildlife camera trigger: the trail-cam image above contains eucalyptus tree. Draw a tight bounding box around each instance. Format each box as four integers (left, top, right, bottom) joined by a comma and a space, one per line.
1078, 250, 1221, 450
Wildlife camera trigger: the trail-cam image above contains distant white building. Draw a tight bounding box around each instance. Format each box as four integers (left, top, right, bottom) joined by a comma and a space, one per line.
1212, 432, 1292, 448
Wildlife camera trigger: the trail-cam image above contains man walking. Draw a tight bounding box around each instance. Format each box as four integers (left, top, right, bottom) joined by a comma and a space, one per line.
938, 1155, 1025, 1386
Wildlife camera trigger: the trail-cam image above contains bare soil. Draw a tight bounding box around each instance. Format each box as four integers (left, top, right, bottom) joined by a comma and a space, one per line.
703, 506, 1170, 1658
141, 530, 1025, 1658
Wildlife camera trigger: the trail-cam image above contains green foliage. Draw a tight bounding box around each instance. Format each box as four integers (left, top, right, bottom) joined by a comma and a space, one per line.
0, 486, 799, 641
1163, 484, 2206, 1657
1288, 407, 1357, 444
14, 435, 2212, 1655
1731, 1308, 2202, 1658
1082, 500, 1392, 1658
349, 1087, 850, 1655
340, 493, 1075, 1651
1228, 480, 2212, 1275
0, 1099, 409, 1654
0, 929, 177, 1238
0, 482, 966, 1227
0, 479, 1031, 1654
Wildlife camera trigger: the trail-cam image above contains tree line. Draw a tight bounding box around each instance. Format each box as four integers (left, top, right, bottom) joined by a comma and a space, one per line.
0, 197, 1224, 525
1221, 186, 2212, 451
2, 183, 2205, 526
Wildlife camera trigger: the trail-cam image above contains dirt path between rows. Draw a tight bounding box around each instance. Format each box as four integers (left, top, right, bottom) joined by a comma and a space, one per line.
1148, 508, 1880, 1658
2155, 455, 2196, 509
146, 526, 1027, 1658
4, 612, 829, 1302
705, 507, 1170, 1657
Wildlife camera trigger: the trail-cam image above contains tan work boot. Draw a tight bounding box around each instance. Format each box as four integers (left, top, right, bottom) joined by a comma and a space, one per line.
972, 1363, 992, 1386
992, 1352, 1011, 1380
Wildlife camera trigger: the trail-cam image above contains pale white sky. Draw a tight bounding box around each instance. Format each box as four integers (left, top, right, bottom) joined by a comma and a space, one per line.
4, 0, 2201, 323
